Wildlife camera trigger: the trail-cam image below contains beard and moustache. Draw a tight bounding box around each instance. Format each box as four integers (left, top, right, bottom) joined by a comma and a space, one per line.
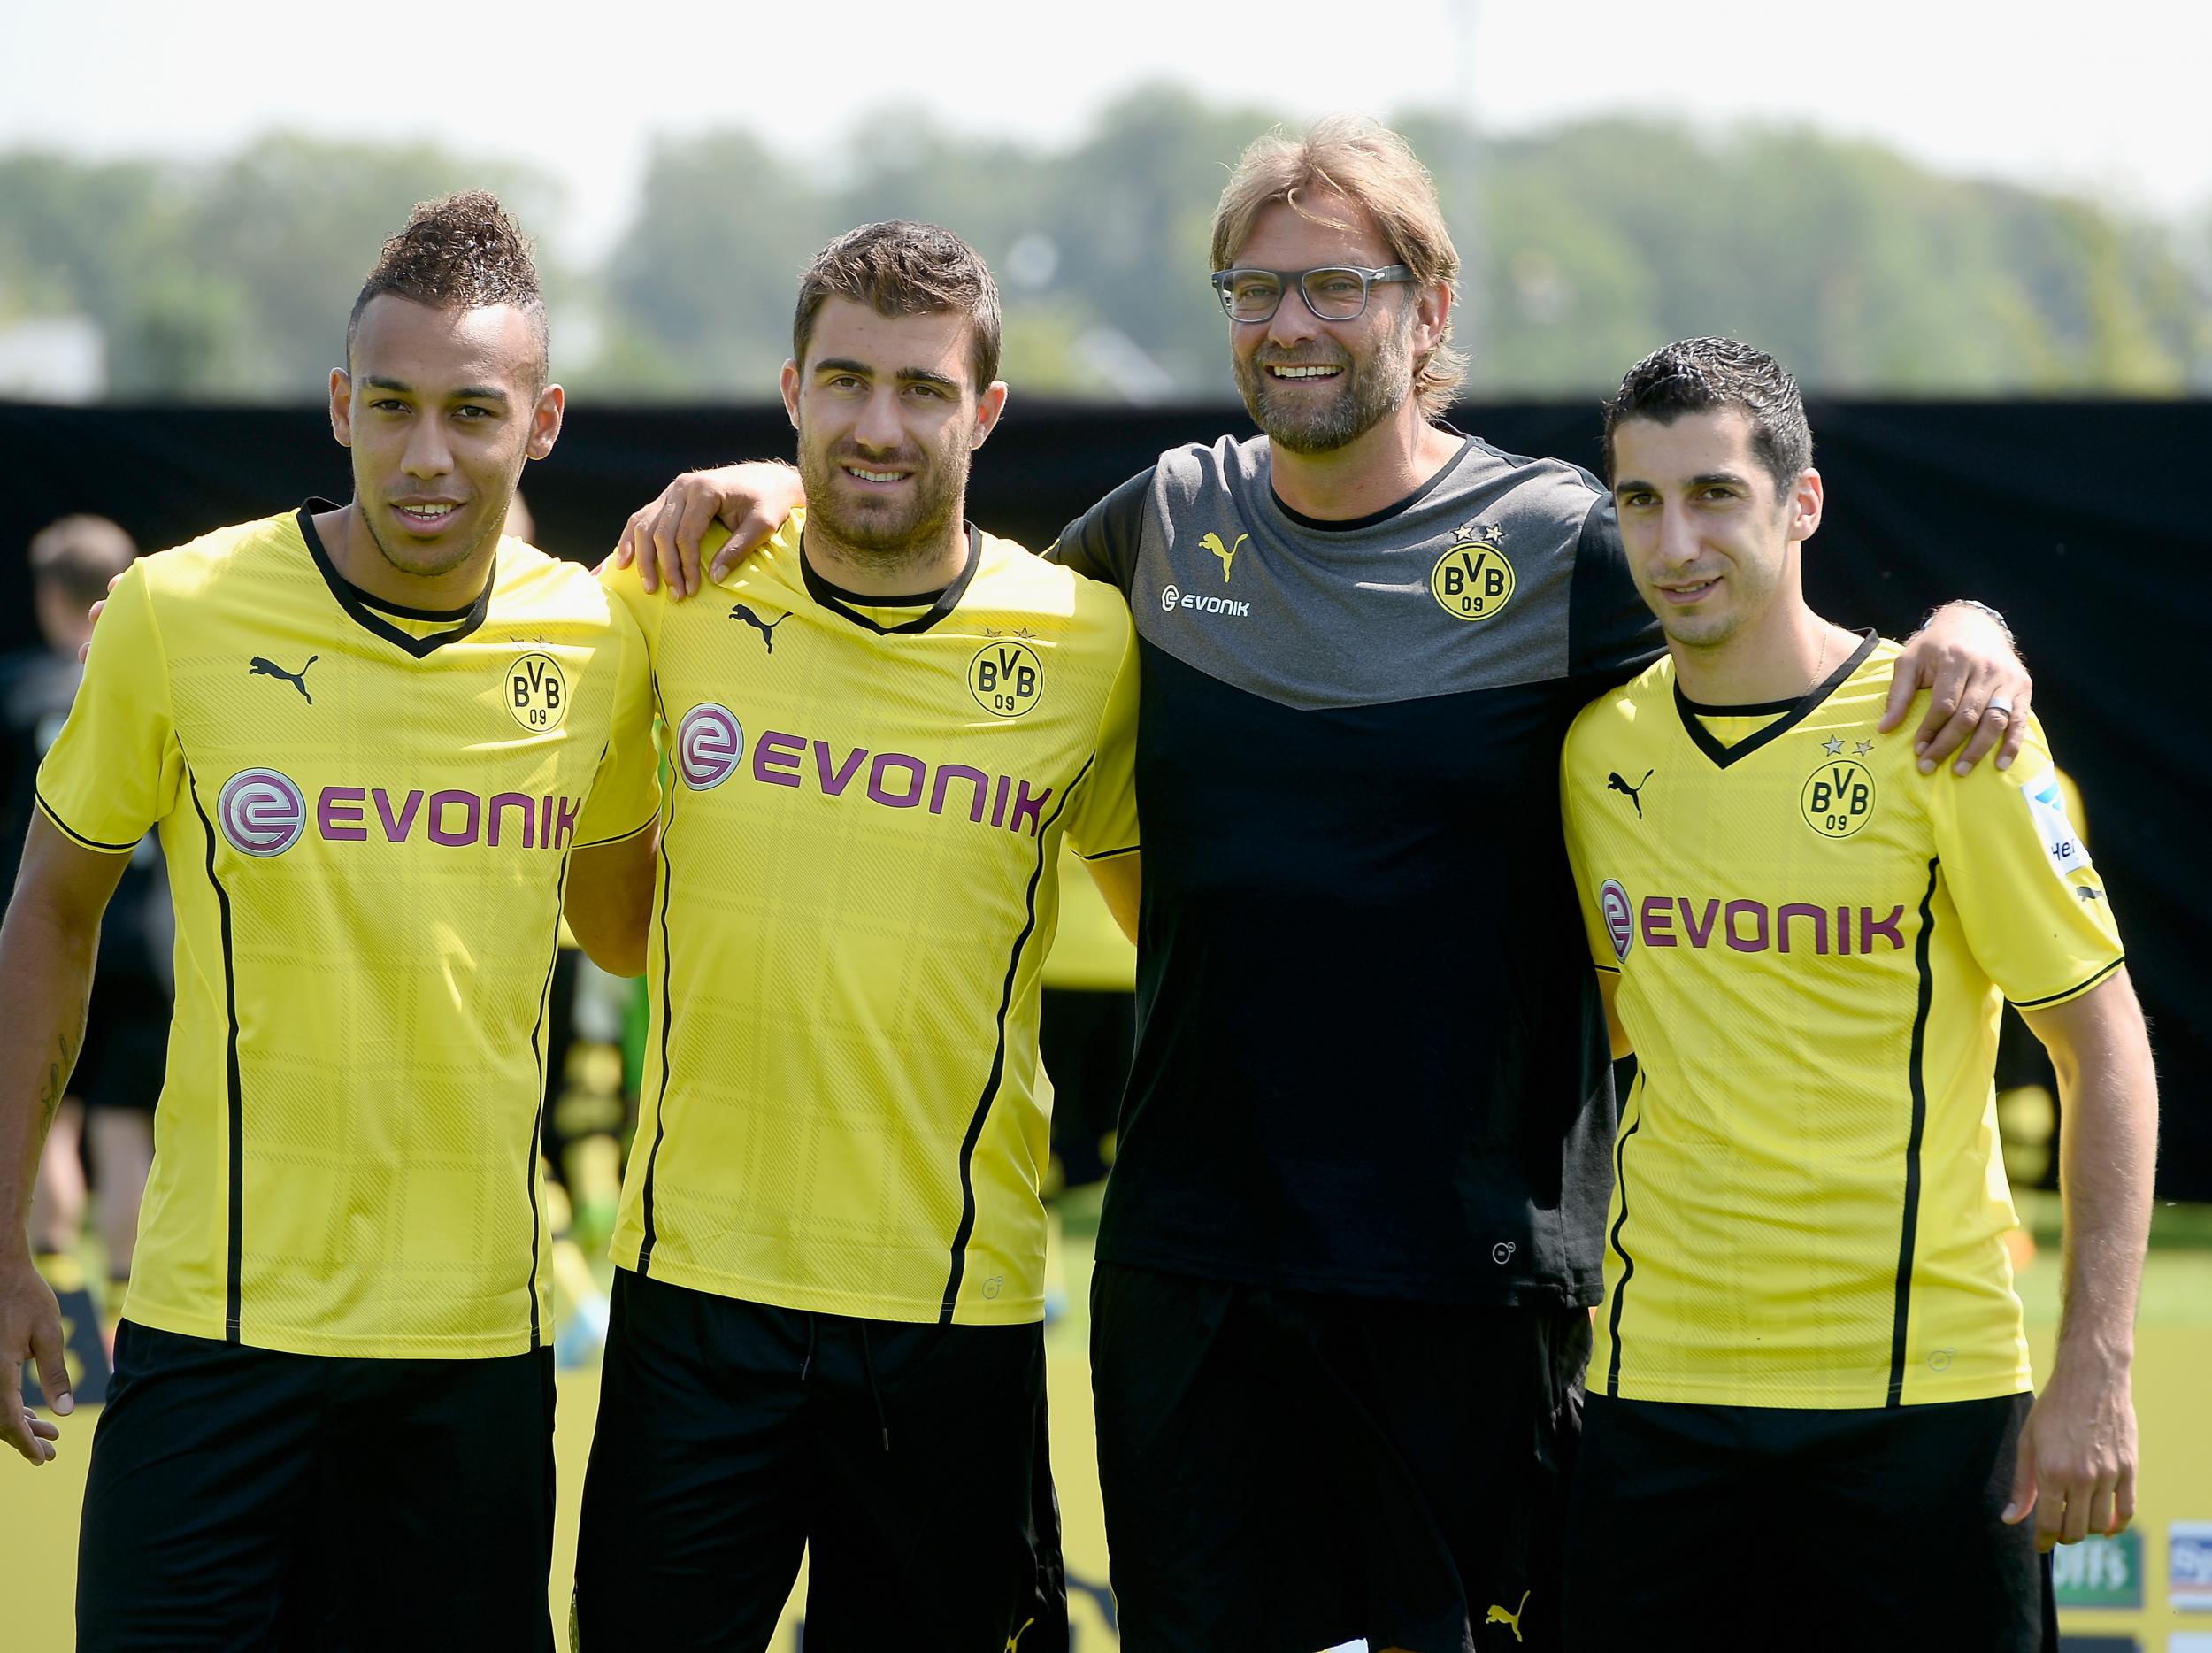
1233, 310, 1417, 456
795, 427, 968, 579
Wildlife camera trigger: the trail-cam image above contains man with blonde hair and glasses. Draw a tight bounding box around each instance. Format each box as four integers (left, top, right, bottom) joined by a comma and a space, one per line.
609, 117, 2032, 1652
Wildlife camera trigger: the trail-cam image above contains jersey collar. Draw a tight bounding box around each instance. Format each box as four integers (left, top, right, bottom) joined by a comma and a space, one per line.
296, 499, 495, 659
1267, 426, 1474, 534
1673, 628, 1879, 770
799, 522, 982, 636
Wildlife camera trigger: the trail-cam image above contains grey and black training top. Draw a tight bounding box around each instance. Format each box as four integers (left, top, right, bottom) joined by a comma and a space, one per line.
1048, 428, 1661, 1306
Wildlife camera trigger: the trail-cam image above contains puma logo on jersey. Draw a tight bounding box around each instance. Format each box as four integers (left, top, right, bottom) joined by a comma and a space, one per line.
1607, 769, 1653, 819
1200, 530, 1248, 582
1005, 1618, 1036, 1652
248, 655, 318, 704
1486, 1589, 1530, 1642
728, 604, 789, 652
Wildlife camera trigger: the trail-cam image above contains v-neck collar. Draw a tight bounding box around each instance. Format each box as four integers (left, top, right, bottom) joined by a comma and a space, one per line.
1674, 629, 1879, 770
296, 499, 495, 659
799, 523, 982, 636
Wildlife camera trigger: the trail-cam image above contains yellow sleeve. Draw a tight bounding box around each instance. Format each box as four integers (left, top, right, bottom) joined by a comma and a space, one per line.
1063, 616, 1140, 861
572, 589, 661, 848
1929, 716, 2123, 1009
36, 561, 182, 852
1560, 717, 1621, 971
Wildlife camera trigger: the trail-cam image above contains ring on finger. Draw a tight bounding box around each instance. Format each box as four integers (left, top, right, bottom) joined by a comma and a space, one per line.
1985, 697, 2015, 718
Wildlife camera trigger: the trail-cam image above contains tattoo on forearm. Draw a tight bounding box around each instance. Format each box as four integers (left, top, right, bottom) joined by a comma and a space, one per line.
35, 1006, 84, 1139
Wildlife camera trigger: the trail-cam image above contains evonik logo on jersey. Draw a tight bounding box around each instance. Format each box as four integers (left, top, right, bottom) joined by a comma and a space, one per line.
672, 703, 1059, 836
215, 767, 583, 857
1601, 880, 1908, 957
1159, 584, 1251, 618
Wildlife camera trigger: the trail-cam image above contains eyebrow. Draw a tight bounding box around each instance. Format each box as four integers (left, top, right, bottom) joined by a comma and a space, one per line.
1613, 469, 1753, 494
814, 358, 961, 392
361, 375, 510, 403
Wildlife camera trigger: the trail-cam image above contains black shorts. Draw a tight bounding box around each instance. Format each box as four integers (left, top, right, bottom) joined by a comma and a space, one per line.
75, 972, 169, 1113
77, 1319, 556, 1652
572, 1269, 1065, 1651
1563, 1391, 2057, 1652
1090, 1261, 1589, 1653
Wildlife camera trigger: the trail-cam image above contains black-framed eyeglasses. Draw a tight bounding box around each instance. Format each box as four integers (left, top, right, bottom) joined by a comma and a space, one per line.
1209, 264, 1416, 324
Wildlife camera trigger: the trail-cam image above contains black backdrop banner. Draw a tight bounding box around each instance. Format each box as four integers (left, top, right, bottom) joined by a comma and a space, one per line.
2, 398, 2204, 1198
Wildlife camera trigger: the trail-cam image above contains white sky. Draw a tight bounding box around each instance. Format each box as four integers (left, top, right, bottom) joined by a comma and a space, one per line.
5, 0, 2206, 258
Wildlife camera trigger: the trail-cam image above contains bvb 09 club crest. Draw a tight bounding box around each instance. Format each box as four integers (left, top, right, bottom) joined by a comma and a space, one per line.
506, 653, 569, 732
1801, 757, 1876, 838
969, 640, 1043, 719
1430, 542, 1515, 621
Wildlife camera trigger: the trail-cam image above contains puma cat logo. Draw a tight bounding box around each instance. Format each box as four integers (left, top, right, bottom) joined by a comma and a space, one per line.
1485, 1589, 1530, 1642
728, 604, 790, 653
248, 655, 318, 704
1200, 530, 1248, 582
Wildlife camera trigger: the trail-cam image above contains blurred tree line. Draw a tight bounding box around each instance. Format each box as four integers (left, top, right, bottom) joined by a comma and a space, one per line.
4, 86, 2206, 403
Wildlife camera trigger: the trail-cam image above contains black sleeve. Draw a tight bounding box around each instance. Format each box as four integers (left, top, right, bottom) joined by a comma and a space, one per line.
1042, 465, 1154, 596
1567, 492, 1663, 683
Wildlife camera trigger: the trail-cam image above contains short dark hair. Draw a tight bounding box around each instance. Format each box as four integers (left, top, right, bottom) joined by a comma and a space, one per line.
1601, 337, 1812, 498
345, 191, 548, 384
29, 514, 136, 604
792, 221, 1002, 392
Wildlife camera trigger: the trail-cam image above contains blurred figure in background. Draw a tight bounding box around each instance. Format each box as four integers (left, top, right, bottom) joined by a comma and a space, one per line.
2, 516, 169, 1341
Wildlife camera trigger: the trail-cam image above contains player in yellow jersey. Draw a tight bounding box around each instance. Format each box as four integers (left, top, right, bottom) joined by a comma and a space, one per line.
0, 194, 658, 1651
564, 223, 1136, 1649
1558, 339, 2156, 1649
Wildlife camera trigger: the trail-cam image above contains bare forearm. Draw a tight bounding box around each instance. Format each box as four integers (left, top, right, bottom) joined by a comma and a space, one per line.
0, 902, 97, 1256
2039, 990, 2158, 1367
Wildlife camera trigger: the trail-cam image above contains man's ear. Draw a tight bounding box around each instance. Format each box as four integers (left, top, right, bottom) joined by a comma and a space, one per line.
780, 360, 803, 431
972, 380, 1009, 450
1410, 279, 1452, 361
329, 367, 354, 447
1788, 466, 1824, 544
525, 384, 565, 462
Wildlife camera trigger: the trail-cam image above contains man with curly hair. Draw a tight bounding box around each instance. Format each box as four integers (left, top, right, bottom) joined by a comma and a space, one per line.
0, 191, 657, 1651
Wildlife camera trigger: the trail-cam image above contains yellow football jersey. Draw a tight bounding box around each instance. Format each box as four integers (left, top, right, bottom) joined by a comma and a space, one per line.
38, 505, 658, 1358
1561, 634, 2122, 1408
604, 513, 1140, 1325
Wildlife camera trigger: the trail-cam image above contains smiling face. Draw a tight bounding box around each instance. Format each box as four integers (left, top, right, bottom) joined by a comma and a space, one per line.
330, 294, 560, 588
1609, 406, 1823, 656
780, 297, 1006, 571
1225, 191, 1431, 456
